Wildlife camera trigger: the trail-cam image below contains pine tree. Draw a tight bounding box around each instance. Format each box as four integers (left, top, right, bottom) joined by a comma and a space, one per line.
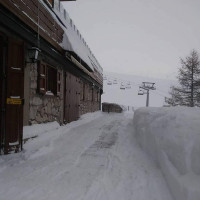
166, 50, 200, 107
165, 86, 183, 106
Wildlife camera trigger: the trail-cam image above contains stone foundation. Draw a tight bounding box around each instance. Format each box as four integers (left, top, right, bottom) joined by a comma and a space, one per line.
79, 101, 100, 116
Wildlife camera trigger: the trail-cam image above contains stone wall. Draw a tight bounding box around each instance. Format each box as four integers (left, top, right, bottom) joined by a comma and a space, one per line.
29, 63, 63, 125
28, 63, 101, 125
79, 101, 100, 116
79, 81, 100, 115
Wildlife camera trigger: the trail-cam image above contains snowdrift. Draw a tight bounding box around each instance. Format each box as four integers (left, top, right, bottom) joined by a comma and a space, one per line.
133, 107, 200, 200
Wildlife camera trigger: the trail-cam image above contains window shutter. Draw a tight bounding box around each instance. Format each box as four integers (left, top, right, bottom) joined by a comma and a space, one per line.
57, 71, 61, 96
38, 62, 46, 94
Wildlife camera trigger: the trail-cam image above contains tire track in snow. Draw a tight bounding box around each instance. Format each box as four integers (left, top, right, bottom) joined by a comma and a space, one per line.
81, 115, 173, 200
52, 117, 122, 200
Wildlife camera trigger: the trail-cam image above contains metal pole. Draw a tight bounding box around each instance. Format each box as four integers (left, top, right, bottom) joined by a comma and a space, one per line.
146, 90, 149, 107
138, 82, 155, 107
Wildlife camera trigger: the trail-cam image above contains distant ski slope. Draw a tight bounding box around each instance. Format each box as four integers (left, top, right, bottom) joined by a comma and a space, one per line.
102, 71, 176, 108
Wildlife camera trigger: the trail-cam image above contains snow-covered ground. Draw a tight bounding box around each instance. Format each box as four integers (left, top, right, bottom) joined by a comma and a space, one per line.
134, 107, 200, 200
1, 69, 199, 200
0, 112, 173, 200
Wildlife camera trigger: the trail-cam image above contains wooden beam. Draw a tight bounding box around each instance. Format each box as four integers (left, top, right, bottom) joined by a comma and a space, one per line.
0, 0, 63, 53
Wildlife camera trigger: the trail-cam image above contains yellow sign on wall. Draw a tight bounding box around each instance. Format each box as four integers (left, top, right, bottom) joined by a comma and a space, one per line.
7, 98, 22, 105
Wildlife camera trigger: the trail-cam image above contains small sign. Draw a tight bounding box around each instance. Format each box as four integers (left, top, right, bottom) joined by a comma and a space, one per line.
7, 98, 23, 105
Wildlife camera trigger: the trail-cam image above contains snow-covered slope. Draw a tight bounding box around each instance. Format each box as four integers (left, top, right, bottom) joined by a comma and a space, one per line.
102, 71, 176, 108
133, 107, 200, 200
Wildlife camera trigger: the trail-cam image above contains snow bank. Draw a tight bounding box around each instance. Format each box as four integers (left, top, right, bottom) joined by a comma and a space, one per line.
23, 121, 60, 139
133, 107, 200, 200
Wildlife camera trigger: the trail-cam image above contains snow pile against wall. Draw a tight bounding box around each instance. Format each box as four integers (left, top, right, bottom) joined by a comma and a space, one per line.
133, 107, 200, 200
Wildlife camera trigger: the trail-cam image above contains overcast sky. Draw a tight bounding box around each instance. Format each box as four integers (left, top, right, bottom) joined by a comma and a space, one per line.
62, 0, 200, 80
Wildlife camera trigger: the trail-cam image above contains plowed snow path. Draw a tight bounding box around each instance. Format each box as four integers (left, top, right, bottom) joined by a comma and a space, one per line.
0, 112, 173, 200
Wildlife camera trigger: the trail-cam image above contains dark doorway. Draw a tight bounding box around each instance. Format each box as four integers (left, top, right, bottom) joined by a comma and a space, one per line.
0, 33, 7, 154
0, 34, 24, 154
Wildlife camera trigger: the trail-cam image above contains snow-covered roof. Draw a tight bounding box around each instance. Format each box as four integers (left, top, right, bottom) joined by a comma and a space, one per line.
40, 0, 103, 75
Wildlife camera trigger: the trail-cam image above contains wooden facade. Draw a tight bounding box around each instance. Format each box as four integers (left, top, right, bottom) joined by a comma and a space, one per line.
0, 0, 103, 154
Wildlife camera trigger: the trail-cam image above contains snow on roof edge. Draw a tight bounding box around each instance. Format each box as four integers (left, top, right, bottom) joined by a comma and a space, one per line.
39, 0, 103, 75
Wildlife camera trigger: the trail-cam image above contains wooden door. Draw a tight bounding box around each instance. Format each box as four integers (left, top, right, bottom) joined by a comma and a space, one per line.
0, 34, 7, 154
64, 72, 69, 123
4, 38, 24, 154
64, 72, 80, 123
75, 77, 80, 119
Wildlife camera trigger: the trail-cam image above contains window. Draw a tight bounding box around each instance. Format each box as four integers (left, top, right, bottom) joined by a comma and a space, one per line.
46, 0, 54, 7
38, 63, 46, 94
47, 66, 57, 95
38, 62, 60, 96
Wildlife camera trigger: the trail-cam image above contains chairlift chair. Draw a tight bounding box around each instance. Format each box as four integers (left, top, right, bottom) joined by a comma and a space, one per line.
107, 80, 112, 85
113, 79, 118, 84
138, 89, 144, 95
120, 83, 125, 90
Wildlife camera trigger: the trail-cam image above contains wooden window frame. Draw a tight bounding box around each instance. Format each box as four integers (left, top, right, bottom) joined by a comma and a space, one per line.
38, 62, 47, 95
46, 0, 54, 7
46, 65, 57, 95
38, 62, 60, 96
